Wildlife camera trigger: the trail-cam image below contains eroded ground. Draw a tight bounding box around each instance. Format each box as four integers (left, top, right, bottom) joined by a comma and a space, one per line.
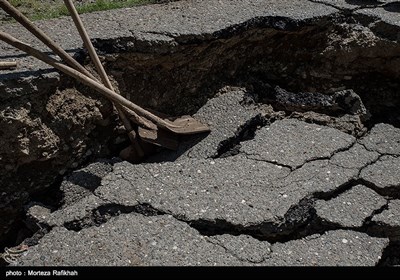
1, 0, 400, 266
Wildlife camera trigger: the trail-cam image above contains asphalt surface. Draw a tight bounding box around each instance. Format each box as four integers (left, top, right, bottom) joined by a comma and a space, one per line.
16, 214, 388, 266
0, 0, 338, 74
19, 87, 399, 266
372, 200, 400, 227
316, 184, 387, 227
1, 0, 399, 267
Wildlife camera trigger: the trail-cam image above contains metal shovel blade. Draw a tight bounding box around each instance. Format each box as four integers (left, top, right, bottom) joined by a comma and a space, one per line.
145, 109, 210, 135
165, 115, 210, 135
138, 127, 179, 150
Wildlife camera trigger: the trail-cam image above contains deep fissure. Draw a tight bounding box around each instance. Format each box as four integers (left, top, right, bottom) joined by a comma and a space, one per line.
63, 203, 165, 232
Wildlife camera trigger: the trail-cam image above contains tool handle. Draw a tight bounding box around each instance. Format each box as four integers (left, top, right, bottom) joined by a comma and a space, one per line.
0, 0, 96, 80
63, 0, 150, 132
0, 61, 17, 70
0, 31, 176, 131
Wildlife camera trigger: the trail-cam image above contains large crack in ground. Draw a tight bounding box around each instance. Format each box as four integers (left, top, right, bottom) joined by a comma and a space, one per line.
63, 203, 164, 232
17, 175, 398, 265
98, 13, 400, 127
1, 3, 400, 266
14, 116, 397, 265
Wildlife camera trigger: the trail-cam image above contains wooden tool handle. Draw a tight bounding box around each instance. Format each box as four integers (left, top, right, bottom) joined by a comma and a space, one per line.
0, 61, 17, 70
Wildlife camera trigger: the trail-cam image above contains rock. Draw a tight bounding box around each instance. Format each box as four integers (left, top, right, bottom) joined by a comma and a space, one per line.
262, 85, 334, 113
262, 87, 369, 121
332, 90, 370, 121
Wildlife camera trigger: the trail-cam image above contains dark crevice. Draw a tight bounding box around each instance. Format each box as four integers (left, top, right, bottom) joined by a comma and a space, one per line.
357, 178, 400, 199
308, 0, 390, 12
296, 215, 395, 242
63, 203, 165, 232
274, 139, 357, 173
378, 241, 400, 267
180, 180, 397, 246
248, 83, 369, 119
98, 13, 400, 125
182, 197, 316, 243
313, 178, 361, 201
0, 175, 63, 263
295, 140, 358, 170
307, 0, 349, 11
242, 154, 293, 170
361, 201, 400, 239
346, 0, 387, 9
384, 2, 400, 13
213, 114, 273, 159
244, 80, 370, 137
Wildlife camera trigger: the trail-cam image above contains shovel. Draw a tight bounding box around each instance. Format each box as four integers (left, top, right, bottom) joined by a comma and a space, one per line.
0, 0, 151, 159
0, 1, 210, 151
0, 31, 210, 134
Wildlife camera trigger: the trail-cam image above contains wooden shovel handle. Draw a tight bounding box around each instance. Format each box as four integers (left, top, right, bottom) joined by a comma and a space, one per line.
63, 0, 152, 134
0, 0, 155, 130
0, 31, 180, 132
0, 0, 95, 80
0, 61, 17, 70
63, 0, 112, 90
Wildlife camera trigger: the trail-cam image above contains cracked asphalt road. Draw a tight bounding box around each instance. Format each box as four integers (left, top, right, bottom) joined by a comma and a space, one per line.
19, 87, 399, 266
1, 0, 400, 267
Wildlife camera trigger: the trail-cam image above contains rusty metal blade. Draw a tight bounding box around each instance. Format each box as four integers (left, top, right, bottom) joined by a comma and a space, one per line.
166, 115, 210, 135
138, 127, 179, 150
146, 109, 210, 135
